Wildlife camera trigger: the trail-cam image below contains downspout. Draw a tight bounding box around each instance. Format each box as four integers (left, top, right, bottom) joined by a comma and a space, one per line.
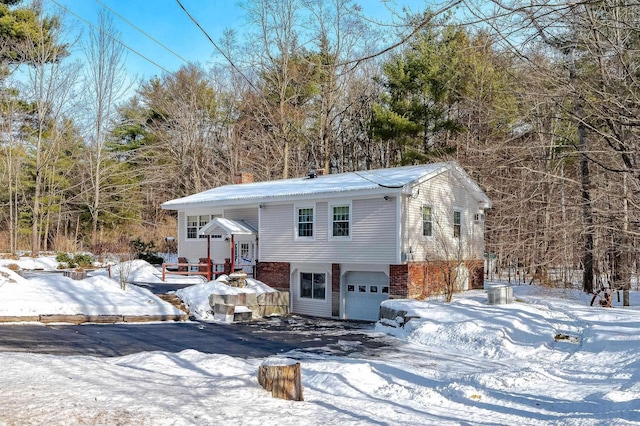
396, 192, 403, 264
207, 235, 211, 281
230, 234, 235, 273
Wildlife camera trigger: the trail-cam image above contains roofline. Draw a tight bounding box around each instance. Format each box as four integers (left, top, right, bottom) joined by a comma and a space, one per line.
161, 186, 406, 211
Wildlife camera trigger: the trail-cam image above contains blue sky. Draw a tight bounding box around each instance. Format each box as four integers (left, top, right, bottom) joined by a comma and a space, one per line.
48, 0, 431, 82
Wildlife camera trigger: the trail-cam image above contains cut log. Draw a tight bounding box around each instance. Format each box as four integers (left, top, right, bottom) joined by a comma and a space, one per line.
257, 359, 303, 401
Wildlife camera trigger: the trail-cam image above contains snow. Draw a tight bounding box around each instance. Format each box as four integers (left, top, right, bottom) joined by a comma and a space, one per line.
161, 162, 453, 208
0, 255, 639, 424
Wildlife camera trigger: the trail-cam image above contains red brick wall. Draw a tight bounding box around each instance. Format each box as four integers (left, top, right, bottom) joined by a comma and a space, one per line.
255, 262, 290, 291
389, 264, 408, 297
332, 264, 340, 292
393, 260, 486, 299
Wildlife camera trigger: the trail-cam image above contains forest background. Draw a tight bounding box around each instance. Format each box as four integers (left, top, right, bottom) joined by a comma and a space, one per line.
0, 0, 637, 294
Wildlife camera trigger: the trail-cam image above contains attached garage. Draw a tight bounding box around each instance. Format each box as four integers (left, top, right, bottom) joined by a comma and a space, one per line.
343, 271, 389, 321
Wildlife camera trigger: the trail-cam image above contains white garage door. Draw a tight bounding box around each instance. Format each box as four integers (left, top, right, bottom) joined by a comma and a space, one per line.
344, 271, 389, 321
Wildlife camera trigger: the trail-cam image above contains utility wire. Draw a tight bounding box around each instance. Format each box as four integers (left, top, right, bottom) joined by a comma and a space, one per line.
50, 0, 172, 74
95, 0, 190, 65
175, 0, 259, 93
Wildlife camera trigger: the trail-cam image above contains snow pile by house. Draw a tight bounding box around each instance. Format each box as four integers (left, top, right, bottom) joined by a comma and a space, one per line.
0, 264, 185, 319
176, 275, 282, 321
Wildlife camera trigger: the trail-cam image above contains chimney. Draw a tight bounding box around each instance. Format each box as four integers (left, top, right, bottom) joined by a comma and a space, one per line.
234, 172, 254, 184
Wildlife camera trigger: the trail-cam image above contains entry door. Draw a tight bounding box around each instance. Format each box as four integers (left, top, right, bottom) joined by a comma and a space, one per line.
234, 238, 256, 274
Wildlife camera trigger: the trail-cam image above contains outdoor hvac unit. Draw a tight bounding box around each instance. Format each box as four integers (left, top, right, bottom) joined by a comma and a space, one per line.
487, 285, 513, 305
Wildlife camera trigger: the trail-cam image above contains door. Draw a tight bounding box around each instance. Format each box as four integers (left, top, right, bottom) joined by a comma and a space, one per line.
344, 271, 389, 321
234, 238, 256, 275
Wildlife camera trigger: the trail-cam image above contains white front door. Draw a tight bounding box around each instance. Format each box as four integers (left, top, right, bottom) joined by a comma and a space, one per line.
234, 238, 256, 274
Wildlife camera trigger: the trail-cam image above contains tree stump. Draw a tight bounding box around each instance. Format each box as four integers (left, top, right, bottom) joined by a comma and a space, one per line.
257, 358, 303, 401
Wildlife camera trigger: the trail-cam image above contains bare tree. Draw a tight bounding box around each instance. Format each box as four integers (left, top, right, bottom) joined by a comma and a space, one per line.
20, 5, 78, 256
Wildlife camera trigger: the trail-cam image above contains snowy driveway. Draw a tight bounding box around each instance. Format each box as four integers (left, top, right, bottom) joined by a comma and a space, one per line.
0, 316, 394, 358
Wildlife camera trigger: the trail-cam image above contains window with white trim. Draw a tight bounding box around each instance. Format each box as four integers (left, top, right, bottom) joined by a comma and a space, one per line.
296, 206, 314, 238
422, 205, 433, 237
453, 210, 462, 239
331, 205, 350, 238
186, 214, 222, 239
300, 272, 326, 299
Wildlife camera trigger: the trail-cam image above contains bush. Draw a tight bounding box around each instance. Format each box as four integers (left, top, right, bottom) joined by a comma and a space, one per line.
130, 238, 164, 265
56, 252, 94, 269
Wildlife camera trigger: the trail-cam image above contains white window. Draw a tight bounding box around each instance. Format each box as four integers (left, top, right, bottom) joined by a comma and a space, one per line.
295, 205, 314, 239
422, 205, 433, 237
300, 272, 326, 299
187, 215, 198, 239
453, 210, 462, 239
186, 214, 222, 239
331, 205, 350, 238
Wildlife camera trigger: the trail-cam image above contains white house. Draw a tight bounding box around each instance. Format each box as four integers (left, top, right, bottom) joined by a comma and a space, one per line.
161, 161, 491, 321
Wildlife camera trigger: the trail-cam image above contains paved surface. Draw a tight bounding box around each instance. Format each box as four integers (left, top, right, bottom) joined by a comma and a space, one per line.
0, 316, 393, 358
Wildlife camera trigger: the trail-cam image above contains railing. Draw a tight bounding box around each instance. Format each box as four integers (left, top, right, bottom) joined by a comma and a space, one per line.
161, 262, 225, 281
161, 262, 255, 282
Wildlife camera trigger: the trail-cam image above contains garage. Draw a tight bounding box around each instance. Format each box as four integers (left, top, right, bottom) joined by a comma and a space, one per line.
344, 271, 389, 321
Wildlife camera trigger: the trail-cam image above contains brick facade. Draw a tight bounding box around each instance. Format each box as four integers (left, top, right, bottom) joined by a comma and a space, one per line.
255, 261, 290, 291
391, 260, 485, 299
389, 264, 409, 297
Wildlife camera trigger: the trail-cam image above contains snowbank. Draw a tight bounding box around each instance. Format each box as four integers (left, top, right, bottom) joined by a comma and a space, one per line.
0, 266, 184, 318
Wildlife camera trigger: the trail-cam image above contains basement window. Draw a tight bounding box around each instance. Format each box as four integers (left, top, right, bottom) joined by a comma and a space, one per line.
300, 272, 326, 299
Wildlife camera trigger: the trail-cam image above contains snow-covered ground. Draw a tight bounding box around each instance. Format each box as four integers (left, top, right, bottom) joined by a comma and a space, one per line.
0, 255, 638, 425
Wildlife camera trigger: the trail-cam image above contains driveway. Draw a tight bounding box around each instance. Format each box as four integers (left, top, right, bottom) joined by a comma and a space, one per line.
0, 316, 395, 358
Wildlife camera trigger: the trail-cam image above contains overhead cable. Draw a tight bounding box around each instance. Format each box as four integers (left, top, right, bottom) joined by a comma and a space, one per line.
95, 0, 190, 65
175, 0, 258, 93
50, 0, 172, 74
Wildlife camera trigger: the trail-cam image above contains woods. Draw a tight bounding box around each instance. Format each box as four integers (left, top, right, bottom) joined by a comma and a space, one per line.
0, 0, 639, 293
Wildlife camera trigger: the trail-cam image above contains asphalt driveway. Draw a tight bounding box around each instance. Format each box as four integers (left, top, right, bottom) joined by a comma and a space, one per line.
0, 316, 394, 358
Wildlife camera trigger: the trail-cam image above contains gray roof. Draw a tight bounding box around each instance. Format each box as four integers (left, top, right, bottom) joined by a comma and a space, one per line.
162, 161, 491, 209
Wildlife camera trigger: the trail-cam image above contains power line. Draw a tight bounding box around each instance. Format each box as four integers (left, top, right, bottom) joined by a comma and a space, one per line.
94, 0, 190, 65
49, 0, 172, 74
175, 0, 258, 93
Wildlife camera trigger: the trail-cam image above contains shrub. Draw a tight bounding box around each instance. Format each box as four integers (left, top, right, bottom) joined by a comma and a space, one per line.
56, 252, 94, 269
130, 238, 164, 265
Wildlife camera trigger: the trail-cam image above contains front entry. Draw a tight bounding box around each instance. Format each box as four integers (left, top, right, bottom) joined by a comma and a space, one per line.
234, 238, 256, 275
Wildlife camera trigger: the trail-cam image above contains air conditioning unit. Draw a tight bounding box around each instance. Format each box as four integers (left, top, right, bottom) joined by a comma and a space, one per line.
474, 213, 485, 223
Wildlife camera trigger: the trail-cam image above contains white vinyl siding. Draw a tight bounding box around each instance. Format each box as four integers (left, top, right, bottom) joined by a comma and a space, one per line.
404, 170, 485, 261
290, 263, 332, 318
260, 198, 397, 264
177, 208, 257, 264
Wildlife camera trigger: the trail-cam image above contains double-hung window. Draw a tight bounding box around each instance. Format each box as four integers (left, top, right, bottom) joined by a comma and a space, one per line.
331, 205, 350, 238
300, 272, 326, 299
422, 206, 432, 237
296, 206, 314, 239
453, 210, 462, 239
186, 214, 222, 239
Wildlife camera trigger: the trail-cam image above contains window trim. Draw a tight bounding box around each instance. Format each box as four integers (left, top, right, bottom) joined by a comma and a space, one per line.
422, 205, 433, 238
328, 201, 352, 241
299, 272, 327, 300
453, 209, 463, 239
294, 203, 315, 240
185, 213, 223, 240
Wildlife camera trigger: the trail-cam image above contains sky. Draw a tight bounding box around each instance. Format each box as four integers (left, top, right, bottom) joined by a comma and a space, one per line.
46, 0, 433, 84
0, 254, 639, 424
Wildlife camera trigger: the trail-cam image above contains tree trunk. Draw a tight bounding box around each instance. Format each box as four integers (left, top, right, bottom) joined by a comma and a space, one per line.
257, 360, 303, 401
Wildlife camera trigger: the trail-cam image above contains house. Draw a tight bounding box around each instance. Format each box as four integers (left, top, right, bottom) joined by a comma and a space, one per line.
161, 161, 491, 321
